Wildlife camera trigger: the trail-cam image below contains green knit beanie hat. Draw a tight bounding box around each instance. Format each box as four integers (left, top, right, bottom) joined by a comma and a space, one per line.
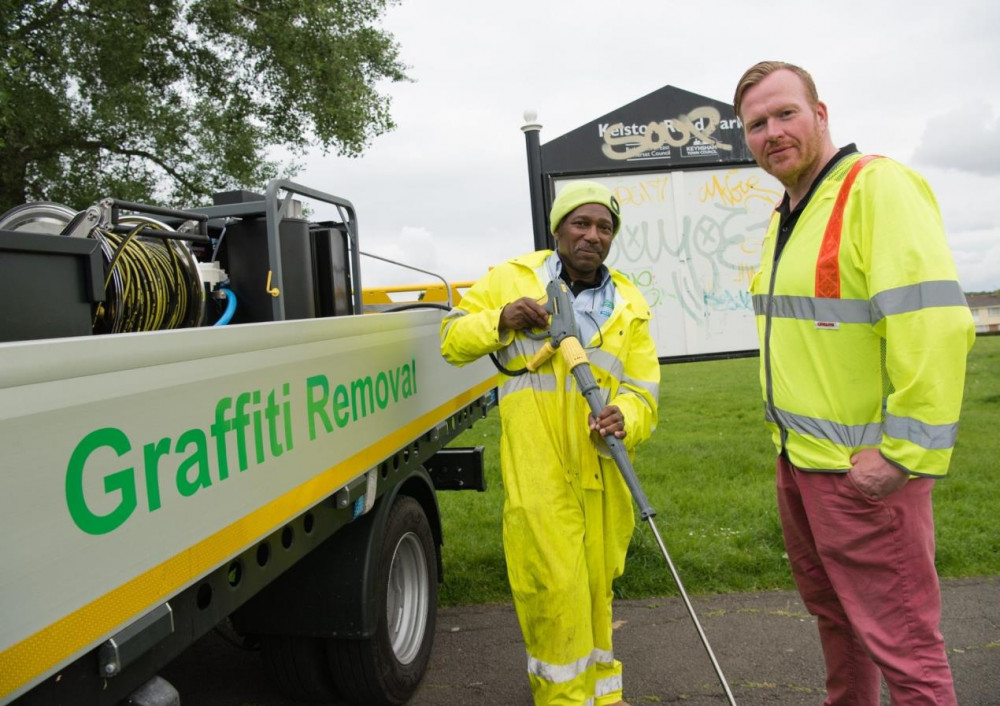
549, 180, 621, 236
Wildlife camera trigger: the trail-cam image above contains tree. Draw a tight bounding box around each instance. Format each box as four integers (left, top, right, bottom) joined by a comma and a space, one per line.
0, 0, 408, 213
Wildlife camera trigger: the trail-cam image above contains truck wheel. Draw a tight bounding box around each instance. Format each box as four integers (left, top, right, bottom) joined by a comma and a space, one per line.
260, 634, 339, 702
327, 495, 438, 706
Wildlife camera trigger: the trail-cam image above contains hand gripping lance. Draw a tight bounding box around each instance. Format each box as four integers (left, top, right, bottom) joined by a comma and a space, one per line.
524, 279, 738, 706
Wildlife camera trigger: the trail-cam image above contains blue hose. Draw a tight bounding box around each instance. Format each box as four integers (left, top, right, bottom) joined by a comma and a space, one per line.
214, 287, 237, 326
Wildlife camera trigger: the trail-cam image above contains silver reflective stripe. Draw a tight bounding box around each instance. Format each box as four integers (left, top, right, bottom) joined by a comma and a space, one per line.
525, 647, 613, 686
871, 280, 969, 324
441, 308, 467, 338
756, 294, 873, 324
621, 375, 659, 402
767, 406, 882, 447
493, 335, 547, 376
885, 412, 958, 450
585, 349, 658, 404
754, 281, 968, 326
495, 335, 547, 365
500, 371, 558, 399
527, 651, 593, 684
595, 673, 622, 698
593, 647, 614, 663
562, 376, 620, 410
587, 348, 624, 382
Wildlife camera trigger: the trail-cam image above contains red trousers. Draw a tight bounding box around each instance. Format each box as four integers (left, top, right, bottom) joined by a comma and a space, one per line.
776, 457, 957, 705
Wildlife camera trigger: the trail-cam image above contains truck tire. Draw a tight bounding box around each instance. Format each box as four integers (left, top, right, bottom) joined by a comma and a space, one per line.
260, 635, 339, 702
326, 495, 438, 706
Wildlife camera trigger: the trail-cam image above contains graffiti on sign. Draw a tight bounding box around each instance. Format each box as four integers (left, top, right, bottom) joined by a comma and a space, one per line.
620, 268, 665, 308
614, 176, 671, 207
606, 170, 779, 327
601, 106, 740, 161
698, 170, 780, 208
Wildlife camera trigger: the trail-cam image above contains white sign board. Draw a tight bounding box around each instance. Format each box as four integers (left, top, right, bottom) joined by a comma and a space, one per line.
555, 167, 783, 360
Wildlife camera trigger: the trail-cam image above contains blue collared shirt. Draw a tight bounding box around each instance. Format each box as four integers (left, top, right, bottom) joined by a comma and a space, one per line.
545, 253, 617, 346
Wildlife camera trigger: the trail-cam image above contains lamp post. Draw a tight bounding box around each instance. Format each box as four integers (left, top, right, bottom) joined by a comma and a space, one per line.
521, 110, 549, 251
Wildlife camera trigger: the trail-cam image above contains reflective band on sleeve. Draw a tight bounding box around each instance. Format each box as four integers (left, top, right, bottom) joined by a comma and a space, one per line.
620, 375, 659, 403
441, 308, 467, 338
815, 155, 882, 299
755, 294, 873, 324
593, 647, 614, 663
585, 349, 660, 405
595, 673, 623, 697
885, 412, 959, 450
766, 405, 883, 448
871, 280, 970, 324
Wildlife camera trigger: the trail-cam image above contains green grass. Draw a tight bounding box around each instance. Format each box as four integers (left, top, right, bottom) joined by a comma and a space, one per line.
935, 334, 1000, 577
436, 335, 1000, 606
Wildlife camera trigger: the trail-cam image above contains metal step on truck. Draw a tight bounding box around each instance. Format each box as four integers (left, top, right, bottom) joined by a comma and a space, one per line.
0, 180, 495, 706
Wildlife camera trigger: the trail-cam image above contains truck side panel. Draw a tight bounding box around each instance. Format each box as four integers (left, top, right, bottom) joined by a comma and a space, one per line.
0, 310, 492, 703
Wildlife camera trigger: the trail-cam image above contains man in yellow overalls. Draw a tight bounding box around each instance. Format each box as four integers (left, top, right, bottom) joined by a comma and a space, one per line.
440, 181, 660, 705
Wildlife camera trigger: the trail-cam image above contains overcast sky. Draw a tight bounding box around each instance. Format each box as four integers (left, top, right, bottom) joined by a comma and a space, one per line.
295, 0, 1000, 294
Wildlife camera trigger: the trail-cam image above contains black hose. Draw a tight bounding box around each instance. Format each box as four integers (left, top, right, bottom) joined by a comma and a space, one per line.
387, 302, 527, 377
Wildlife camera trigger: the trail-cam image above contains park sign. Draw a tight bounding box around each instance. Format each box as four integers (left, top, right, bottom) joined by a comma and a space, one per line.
540, 85, 755, 175
525, 85, 782, 362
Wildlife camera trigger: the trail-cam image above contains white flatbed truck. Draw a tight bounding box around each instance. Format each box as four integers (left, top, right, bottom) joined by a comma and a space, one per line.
0, 181, 495, 705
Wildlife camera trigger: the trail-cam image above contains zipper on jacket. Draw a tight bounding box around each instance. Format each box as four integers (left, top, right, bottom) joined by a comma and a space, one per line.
762, 247, 788, 456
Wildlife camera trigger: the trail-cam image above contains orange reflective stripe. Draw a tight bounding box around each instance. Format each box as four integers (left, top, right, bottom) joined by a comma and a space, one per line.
814, 155, 883, 299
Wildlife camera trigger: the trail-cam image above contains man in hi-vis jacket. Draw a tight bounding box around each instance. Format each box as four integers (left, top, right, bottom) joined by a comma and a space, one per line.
736, 60, 975, 705
440, 180, 660, 706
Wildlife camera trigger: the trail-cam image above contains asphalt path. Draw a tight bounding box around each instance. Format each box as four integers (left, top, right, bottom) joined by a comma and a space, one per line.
161, 576, 999, 705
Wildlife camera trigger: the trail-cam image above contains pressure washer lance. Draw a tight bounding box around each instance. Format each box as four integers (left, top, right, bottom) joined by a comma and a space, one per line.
525, 279, 738, 706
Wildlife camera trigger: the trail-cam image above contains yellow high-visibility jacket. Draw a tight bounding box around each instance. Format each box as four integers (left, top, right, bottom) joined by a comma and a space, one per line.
750, 153, 975, 476
440, 250, 659, 468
